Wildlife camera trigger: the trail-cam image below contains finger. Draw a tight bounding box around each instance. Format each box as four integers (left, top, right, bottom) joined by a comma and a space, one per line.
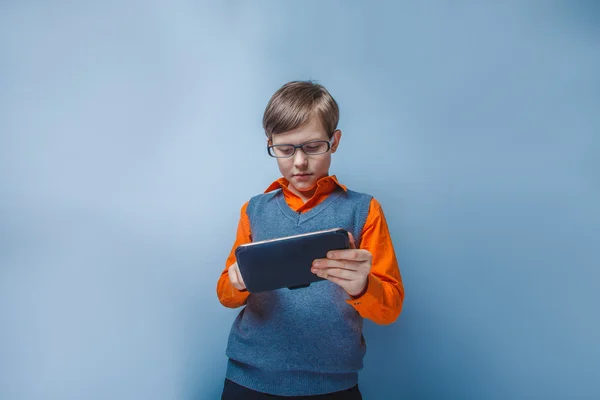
229, 265, 245, 290
327, 249, 371, 262
228, 265, 240, 289
316, 267, 361, 281
320, 273, 352, 288
313, 259, 363, 271
235, 266, 246, 289
312, 258, 346, 270
348, 232, 356, 249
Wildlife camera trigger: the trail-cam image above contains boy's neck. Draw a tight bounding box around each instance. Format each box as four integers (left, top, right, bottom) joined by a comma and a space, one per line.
288, 185, 314, 204
287, 174, 330, 203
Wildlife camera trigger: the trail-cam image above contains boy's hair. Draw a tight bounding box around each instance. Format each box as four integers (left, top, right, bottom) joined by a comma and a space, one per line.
262, 81, 339, 140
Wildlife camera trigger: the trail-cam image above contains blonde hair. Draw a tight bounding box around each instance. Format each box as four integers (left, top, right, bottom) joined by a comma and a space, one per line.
262, 81, 339, 140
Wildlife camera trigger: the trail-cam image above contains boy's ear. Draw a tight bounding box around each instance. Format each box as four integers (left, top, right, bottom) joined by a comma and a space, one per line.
331, 130, 342, 153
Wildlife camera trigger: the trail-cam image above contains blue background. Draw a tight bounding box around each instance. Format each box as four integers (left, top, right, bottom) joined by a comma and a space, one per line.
1, 1, 598, 399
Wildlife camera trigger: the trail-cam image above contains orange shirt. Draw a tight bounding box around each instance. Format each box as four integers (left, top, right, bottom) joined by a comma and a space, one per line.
216, 175, 404, 325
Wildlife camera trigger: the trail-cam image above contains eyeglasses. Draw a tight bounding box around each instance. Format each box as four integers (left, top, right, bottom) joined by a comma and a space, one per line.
267, 140, 332, 158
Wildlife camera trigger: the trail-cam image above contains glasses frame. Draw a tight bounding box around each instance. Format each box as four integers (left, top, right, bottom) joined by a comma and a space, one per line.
267, 139, 333, 158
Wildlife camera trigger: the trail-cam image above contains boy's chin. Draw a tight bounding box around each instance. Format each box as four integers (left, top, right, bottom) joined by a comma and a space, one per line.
289, 179, 317, 193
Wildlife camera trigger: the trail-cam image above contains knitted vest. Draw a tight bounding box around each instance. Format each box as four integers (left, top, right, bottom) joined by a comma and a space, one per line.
225, 187, 372, 396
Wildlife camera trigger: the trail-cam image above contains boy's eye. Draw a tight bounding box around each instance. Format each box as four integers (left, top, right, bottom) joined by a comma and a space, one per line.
304, 143, 326, 153
276, 146, 294, 155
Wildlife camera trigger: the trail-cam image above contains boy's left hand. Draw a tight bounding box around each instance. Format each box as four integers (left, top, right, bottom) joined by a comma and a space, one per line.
311, 232, 371, 297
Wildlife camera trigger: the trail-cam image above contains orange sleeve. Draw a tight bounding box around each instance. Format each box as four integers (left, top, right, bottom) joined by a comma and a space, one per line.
346, 198, 404, 324
216, 201, 252, 308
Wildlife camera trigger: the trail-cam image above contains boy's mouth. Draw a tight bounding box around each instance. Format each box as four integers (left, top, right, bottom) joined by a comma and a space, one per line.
293, 173, 312, 181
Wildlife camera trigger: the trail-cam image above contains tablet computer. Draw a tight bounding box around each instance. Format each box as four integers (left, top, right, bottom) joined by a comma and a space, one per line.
234, 228, 350, 293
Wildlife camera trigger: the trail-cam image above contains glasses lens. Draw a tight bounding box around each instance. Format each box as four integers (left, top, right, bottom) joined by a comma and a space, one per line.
270, 145, 295, 158
302, 141, 329, 155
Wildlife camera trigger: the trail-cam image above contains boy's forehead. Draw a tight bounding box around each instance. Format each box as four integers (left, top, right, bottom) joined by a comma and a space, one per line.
271, 130, 328, 144
270, 118, 329, 144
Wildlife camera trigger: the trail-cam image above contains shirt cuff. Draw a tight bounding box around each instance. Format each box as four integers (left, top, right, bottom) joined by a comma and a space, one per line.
220, 285, 250, 308
346, 273, 383, 311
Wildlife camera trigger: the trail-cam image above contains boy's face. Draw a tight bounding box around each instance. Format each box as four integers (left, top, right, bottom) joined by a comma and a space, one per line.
269, 116, 341, 200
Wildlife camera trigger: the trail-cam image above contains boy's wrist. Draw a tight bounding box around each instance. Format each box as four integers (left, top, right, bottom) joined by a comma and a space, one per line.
349, 276, 369, 298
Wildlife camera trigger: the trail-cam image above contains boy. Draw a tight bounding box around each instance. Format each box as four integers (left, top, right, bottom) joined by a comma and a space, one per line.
217, 81, 404, 399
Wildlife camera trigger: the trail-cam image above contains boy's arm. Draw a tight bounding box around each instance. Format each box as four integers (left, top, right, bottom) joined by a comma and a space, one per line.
216, 202, 252, 308
345, 198, 404, 324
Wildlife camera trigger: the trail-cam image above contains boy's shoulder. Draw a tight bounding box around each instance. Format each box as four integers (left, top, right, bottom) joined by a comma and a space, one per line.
247, 187, 282, 203
345, 187, 374, 198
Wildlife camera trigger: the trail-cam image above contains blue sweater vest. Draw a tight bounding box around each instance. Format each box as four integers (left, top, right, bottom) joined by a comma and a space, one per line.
225, 187, 372, 396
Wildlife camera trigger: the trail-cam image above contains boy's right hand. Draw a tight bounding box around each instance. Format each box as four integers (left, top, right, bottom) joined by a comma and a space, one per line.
228, 262, 247, 291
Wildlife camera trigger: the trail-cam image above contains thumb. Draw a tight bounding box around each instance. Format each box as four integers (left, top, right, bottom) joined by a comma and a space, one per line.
347, 231, 356, 249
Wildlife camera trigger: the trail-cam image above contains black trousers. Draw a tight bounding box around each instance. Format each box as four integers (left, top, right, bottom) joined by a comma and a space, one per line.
221, 379, 363, 400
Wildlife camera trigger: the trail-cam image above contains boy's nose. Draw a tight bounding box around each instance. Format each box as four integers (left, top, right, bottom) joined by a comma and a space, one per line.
293, 150, 308, 168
